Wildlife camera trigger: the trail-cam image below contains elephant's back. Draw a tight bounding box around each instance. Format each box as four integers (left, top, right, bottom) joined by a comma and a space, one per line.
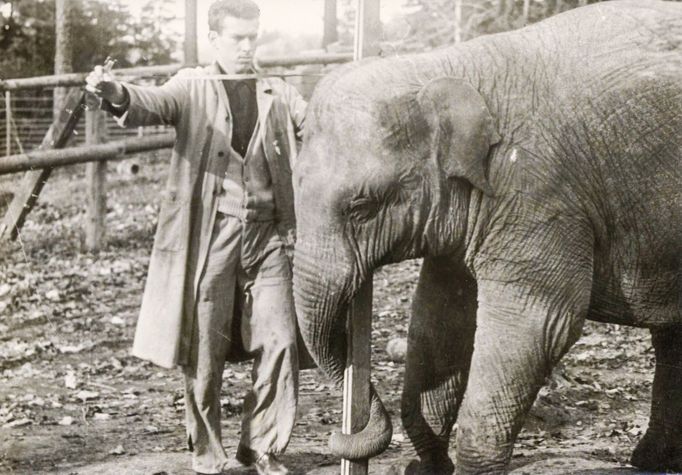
483, 1, 682, 328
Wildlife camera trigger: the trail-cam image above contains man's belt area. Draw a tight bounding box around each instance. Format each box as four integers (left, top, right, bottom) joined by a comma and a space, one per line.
216, 195, 275, 222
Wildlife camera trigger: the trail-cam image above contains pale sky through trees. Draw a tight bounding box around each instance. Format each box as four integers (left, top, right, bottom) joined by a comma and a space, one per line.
125, 0, 407, 35
124, 0, 408, 62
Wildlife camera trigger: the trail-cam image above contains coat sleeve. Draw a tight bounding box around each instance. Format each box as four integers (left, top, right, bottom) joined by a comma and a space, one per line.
109, 70, 192, 127
280, 82, 307, 142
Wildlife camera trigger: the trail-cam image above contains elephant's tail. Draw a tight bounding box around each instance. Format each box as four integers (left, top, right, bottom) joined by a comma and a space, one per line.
328, 383, 393, 459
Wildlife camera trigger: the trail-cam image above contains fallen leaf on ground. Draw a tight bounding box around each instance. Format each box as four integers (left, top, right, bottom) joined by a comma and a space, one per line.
58, 416, 74, 426
75, 390, 99, 402
109, 444, 125, 455
3, 418, 31, 428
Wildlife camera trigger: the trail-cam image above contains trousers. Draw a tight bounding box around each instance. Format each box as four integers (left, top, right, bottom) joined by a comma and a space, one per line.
182, 212, 298, 474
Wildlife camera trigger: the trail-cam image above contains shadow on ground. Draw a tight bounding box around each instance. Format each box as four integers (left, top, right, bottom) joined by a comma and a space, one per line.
49, 452, 669, 475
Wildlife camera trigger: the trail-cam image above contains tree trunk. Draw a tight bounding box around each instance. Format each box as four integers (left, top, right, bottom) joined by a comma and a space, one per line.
53, 0, 74, 119
184, 0, 198, 65
323, 0, 338, 49
454, 0, 462, 43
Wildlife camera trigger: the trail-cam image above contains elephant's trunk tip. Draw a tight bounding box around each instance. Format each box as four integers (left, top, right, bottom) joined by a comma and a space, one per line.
327, 387, 393, 460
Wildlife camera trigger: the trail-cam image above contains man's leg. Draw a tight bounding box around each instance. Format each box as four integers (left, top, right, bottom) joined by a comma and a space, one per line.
183, 213, 242, 474
238, 243, 299, 458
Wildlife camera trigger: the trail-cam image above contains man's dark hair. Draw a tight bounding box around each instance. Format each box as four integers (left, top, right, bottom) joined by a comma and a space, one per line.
208, 0, 260, 32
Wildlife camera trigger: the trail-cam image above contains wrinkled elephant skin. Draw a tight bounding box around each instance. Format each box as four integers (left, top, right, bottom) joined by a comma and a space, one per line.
292, 1, 682, 474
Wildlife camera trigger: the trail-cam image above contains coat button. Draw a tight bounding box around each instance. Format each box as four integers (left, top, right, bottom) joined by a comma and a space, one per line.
218, 151, 225, 157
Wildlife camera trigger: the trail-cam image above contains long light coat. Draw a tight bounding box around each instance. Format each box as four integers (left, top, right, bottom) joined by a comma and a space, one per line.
115, 63, 306, 368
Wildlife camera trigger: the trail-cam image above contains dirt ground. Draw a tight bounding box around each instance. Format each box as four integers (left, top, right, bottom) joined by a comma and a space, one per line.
0, 156, 668, 474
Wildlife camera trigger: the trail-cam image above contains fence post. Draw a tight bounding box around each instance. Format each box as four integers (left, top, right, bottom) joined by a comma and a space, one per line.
5, 91, 10, 156
85, 108, 107, 251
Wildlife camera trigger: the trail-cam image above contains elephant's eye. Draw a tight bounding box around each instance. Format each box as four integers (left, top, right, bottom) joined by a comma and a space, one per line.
347, 196, 378, 224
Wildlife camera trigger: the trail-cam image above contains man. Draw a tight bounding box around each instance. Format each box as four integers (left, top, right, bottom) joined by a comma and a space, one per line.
86, 1, 306, 473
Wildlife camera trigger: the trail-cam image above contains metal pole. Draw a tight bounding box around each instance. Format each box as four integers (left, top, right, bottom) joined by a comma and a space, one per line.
0, 53, 354, 92
341, 280, 373, 475
342, 2, 381, 474
5, 91, 10, 156
353, 0, 381, 61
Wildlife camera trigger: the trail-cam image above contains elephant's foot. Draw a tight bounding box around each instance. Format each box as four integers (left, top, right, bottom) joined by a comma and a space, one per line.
404, 453, 454, 475
631, 430, 682, 472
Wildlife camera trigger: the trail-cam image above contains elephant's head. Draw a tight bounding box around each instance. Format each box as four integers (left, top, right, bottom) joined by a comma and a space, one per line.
293, 64, 500, 459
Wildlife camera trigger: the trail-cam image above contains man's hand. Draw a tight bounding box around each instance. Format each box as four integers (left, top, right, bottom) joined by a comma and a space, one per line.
85, 61, 126, 105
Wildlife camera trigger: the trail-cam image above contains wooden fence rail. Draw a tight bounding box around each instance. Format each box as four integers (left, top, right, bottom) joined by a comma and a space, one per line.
0, 133, 175, 175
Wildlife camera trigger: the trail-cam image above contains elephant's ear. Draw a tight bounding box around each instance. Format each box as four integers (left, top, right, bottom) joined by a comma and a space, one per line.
417, 77, 501, 195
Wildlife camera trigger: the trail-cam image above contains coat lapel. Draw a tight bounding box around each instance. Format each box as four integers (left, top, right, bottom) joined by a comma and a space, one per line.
256, 79, 274, 145
208, 63, 232, 121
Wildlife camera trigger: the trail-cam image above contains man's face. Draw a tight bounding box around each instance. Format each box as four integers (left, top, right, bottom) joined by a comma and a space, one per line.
209, 15, 259, 74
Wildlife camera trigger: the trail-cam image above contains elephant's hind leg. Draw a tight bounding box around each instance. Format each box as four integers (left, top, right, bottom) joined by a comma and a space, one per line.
631, 327, 682, 472
402, 257, 477, 474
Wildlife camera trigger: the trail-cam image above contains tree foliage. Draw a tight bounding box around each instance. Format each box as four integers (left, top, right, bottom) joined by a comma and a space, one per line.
392, 0, 598, 52
335, 0, 682, 55
0, 0, 180, 79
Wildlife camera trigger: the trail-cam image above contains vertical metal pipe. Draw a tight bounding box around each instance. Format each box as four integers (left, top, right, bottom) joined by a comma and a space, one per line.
353, 0, 381, 61
342, 4, 382, 474
341, 280, 374, 475
5, 91, 11, 156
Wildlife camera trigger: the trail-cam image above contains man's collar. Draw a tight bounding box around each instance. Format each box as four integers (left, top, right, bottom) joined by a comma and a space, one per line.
210, 61, 273, 94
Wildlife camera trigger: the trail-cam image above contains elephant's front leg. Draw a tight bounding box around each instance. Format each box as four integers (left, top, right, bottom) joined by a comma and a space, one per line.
631, 327, 682, 472
455, 277, 589, 474
402, 257, 477, 475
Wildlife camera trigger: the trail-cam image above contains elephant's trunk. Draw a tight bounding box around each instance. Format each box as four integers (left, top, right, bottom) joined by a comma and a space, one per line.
329, 383, 393, 459
293, 240, 393, 459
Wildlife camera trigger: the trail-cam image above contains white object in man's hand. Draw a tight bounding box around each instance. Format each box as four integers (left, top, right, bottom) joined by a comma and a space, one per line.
85, 60, 125, 106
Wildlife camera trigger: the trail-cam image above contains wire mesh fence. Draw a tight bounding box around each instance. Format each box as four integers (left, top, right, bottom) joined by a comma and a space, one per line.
1, 88, 170, 157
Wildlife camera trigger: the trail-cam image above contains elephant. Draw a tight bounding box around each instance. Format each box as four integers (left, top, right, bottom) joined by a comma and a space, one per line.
291, 1, 682, 474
